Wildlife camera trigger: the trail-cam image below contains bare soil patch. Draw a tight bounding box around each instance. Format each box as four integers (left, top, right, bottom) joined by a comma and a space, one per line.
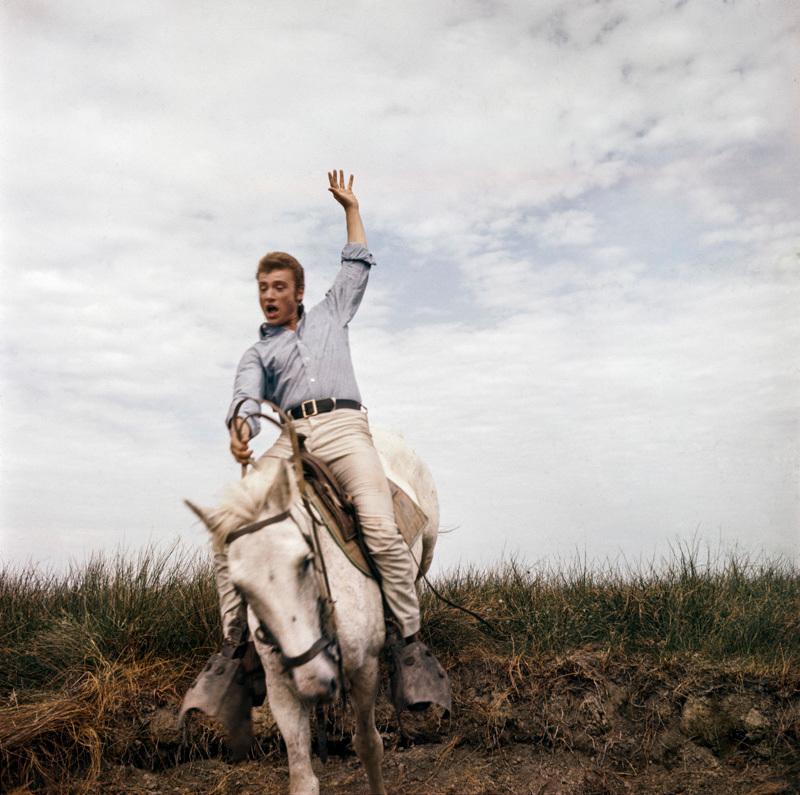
95, 743, 794, 795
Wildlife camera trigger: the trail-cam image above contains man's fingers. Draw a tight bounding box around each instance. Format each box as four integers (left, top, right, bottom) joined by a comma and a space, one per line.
230, 443, 252, 464
327, 170, 355, 193
231, 420, 250, 441
229, 431, 251, 456
229, 421, 251, 464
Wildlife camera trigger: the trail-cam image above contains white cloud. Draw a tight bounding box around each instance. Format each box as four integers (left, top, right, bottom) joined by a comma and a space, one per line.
527, 210, 598, 247
1, 0, 798, 570
353, 243, 799, 569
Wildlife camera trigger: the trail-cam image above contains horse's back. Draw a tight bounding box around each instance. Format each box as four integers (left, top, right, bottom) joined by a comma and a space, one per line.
371, 427, 439, 577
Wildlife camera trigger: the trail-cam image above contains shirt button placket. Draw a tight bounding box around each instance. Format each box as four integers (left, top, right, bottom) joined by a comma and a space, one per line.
298, 341, 315, 385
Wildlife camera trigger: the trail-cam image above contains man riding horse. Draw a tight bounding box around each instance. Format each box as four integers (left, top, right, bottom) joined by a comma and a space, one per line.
205, 170, 445, 715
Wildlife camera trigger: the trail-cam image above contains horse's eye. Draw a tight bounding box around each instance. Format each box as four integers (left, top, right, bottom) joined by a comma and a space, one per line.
299, 554, 314, 577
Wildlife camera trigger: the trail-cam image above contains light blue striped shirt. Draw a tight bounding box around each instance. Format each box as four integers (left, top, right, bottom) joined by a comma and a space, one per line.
226, 243, 376, 437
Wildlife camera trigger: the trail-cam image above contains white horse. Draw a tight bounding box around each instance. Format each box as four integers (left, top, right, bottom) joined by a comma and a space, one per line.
187, 427, 439, 795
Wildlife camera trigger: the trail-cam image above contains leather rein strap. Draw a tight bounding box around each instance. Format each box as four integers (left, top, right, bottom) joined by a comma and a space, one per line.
230, 399, 347, 692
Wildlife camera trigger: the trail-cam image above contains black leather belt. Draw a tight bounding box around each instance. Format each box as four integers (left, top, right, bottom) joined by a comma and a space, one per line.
287, 398, 362, 420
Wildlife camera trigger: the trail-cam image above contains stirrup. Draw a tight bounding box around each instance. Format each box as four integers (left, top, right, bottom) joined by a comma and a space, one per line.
390, 640, 452, 716
177, 642, 264, 760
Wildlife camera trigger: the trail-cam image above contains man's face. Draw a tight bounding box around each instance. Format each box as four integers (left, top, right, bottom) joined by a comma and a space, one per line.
258, 268, 304, 329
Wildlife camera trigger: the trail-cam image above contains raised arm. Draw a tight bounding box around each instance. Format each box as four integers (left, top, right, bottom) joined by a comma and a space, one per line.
328, 169, 367, 245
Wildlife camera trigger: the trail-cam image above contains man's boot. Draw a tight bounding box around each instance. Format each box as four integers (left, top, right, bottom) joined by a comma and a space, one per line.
388, 629, 451, 717
177, 591, 265, 760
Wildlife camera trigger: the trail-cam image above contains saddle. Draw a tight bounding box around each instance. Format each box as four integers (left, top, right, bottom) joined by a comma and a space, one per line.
297, 441, 428, 579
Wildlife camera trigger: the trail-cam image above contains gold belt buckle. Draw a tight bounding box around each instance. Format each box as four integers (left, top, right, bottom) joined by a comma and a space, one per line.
300, 399, 318, 419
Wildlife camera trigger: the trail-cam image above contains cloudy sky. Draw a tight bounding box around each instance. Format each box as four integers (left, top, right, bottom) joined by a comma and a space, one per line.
2, 0, 798, 574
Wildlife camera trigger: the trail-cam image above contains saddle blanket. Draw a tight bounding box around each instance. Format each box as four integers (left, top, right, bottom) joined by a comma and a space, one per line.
310, 479, 428, 578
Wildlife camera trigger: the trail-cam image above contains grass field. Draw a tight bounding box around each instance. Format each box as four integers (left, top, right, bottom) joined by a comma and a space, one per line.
1, 543, 798, 793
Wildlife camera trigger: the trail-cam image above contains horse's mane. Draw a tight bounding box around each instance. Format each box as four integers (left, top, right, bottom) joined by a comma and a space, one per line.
205, 456, 288, 549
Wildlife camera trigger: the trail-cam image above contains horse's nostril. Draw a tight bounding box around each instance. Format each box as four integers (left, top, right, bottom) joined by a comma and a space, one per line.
328, 677, 338, 695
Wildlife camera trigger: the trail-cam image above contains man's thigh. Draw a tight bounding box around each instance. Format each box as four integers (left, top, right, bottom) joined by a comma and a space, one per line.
327, 440, 392, 505
303, 409, 373, 461
254, 418, 312, 466
259, 410, 393, 514
307, 411, 390, 497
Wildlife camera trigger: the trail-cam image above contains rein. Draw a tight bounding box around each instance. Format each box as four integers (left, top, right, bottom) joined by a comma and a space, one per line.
229, 399, 348, 705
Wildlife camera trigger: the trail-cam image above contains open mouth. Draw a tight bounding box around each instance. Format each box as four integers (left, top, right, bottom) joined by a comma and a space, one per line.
265, 304, 279, 318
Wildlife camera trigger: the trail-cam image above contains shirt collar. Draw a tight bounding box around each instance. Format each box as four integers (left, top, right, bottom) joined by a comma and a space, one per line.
259, 323, 280, 339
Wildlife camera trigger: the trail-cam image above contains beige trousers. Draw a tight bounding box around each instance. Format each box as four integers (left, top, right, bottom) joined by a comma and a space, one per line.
215, 408, 421, 639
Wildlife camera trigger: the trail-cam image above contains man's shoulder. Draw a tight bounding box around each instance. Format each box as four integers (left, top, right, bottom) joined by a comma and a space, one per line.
238, 336, 273, 362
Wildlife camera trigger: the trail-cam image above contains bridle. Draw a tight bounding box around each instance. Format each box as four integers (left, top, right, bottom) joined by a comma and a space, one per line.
226, 399, 346, 690
221, 500, 340, 676
254, 598, 339, 674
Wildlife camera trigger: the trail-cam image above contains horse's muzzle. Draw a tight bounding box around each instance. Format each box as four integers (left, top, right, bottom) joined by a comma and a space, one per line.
293, 651, 340, 703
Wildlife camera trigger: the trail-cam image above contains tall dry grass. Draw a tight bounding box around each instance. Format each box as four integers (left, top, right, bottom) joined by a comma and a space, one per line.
0, 544, 218, 692
2, 542, 797, 693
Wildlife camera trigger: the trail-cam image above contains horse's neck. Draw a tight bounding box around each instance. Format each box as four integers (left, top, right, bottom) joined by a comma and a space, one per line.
311, 513, 385, 662
314, 515, 379, 603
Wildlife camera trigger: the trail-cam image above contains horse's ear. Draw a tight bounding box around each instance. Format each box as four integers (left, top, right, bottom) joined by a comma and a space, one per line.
184, 499, 218, 529
265, 460, 296, 512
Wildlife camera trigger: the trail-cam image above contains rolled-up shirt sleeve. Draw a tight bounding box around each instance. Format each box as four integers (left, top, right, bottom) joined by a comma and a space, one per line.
324, 242, 376, 325
225, 346, 265, 438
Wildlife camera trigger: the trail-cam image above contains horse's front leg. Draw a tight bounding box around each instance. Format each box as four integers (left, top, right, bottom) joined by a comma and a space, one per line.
262, 656, 318, 795
349, 655, 386, 795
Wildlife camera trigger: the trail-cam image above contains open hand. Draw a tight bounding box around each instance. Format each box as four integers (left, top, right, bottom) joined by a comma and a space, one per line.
328, 169, 358, 210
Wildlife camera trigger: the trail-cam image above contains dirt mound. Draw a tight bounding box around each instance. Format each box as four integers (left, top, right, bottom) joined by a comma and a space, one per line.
5, 646, 796, 794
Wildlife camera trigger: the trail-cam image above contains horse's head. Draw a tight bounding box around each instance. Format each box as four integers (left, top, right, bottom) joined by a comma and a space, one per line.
186, 459, 339, 703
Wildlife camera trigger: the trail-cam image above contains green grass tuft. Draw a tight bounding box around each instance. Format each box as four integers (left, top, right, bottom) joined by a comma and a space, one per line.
420, 542, 799, 668
0, 544, 219, 692
1, 541, 797, 695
